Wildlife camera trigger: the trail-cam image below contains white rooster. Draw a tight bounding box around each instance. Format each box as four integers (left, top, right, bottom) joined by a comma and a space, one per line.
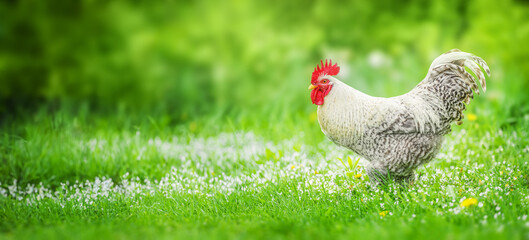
308, 49, 490, 183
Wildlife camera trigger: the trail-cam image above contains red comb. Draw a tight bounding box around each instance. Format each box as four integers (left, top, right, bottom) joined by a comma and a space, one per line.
311, 59, 340, 84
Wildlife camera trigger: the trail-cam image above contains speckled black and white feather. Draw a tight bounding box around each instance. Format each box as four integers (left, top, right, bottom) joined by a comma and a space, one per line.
316, 49, 490, 184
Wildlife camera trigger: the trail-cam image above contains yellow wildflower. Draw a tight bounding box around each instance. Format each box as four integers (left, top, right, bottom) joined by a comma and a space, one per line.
291, 165, 295, 170
467, 113, 477, 121
460, 198, 478, 207
314, 170, 319, 174
500, 171, 503, 175
379, 211, 389, 217
354, 174, 362, 179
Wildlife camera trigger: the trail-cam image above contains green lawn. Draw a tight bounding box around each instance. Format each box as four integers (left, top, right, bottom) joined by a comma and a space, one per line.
1, 112, 528, 240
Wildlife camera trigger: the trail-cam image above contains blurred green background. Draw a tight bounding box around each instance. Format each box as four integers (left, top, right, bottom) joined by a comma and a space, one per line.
1, 0, 529, 125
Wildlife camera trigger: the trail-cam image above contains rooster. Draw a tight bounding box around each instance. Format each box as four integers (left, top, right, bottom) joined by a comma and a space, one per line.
308, 49, 490, 183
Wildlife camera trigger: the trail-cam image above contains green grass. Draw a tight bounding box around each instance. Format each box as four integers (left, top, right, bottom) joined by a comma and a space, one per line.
1, 111, 529, 240
2, 0, 529, 238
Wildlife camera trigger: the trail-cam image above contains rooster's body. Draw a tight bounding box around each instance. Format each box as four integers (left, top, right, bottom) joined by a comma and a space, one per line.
309, 50, 490, 183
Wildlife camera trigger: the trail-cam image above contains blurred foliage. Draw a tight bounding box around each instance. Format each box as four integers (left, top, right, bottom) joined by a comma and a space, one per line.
1, 0, 529, 124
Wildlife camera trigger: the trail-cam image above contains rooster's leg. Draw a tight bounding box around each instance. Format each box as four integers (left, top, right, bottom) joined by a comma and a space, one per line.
366, 162, 389, 185
394, 174, 416, 185
366, 162, 415, 185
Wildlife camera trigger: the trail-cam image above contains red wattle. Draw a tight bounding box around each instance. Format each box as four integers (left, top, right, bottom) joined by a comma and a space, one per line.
310, 85, 332, 105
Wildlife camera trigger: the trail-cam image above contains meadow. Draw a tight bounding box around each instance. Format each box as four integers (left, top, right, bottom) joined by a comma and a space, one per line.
1, 108, 529, 239
2, 0, 529, 239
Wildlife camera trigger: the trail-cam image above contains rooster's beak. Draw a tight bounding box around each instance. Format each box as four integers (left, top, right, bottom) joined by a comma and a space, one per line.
308, 84, 316, 90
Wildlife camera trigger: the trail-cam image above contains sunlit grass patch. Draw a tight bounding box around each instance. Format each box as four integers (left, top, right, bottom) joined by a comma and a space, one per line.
1, 115, 529, 239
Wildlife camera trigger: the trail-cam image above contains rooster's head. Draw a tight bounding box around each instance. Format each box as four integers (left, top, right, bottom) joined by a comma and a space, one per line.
309, 59, 340, 105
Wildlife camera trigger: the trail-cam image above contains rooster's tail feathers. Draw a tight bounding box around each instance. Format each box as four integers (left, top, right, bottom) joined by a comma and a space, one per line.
412, 49, 492, 128
428, 49, 491, 93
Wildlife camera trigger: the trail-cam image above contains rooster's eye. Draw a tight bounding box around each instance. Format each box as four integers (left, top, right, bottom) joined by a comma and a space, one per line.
322, 80, 328, 83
